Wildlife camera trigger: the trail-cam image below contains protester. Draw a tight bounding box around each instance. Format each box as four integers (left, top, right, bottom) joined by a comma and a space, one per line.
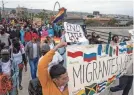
20, 26, 25, 46
110, 34, 133, 95
89, 32, 97, 44
0, 48, 19, 95
24, 27, 33, 44
12, 38, 27, 90
110, 35, 120, 45
25, 33, 40, 79
110, 62, 133, 95
128, 29, 134, 42
10, 26, 21, 40
0, 25, 11, 48
38, 41, 69, 95
95, 35, 102, 44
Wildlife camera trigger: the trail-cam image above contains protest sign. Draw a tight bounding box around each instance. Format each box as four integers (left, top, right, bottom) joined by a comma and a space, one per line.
64, 22, 87, 43
66, 41, 133, 95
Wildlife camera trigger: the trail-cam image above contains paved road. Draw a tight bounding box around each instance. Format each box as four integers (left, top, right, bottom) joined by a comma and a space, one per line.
19, 66, 30, 95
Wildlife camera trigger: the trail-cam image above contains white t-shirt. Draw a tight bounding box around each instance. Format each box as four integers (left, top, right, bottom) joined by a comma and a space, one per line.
13, 51, 23, 65
1, 60, 11, 76
33, 43, 38, 58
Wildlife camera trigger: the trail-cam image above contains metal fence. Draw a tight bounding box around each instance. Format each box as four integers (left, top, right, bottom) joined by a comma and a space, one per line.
86, 28, 129, 43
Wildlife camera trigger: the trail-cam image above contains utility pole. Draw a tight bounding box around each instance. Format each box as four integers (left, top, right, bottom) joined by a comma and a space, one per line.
2, 0, 8, 19
2, 0, 4, 18
0, 7, 1, 21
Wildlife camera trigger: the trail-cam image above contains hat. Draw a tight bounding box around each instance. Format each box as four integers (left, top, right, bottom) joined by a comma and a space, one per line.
1, 49, 10, 55
41, 43, 50, 53
32, 33, 39, 39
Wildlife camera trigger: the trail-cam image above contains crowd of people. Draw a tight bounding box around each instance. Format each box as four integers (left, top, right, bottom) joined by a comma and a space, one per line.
0, 18, 133, 95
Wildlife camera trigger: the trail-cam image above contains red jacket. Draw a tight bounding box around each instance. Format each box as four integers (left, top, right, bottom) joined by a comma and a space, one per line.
24, 32, 39, 42
24, 31, 32, 42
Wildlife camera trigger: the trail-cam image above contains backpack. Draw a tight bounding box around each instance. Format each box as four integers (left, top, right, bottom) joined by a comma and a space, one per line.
28, 78, 42, 95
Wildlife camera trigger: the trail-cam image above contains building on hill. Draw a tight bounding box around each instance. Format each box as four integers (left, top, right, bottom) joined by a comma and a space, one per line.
84, 17, 111, 26
93, 11, 100, 16
16, 6, 28, 19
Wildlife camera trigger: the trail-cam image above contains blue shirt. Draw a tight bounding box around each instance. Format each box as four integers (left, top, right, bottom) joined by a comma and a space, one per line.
20, 29, 25, 44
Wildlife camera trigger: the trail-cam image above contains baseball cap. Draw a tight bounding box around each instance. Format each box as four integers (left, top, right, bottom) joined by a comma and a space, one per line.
1, 49, 10, 55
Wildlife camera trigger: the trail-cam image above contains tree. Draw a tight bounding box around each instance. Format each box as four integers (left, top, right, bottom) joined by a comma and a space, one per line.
87, 15, 94, 18
108, 19, 118, 26
85, 19, 101, 26
34, 10, 49, 20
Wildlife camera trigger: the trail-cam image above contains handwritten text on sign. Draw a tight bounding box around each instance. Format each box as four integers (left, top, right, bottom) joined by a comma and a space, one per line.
67, 42, 133, 95
64, 22, 87, 43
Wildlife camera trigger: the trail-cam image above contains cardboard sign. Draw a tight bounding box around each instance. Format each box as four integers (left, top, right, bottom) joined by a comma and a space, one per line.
64, 22, 87, 43
66, 42, 133, 95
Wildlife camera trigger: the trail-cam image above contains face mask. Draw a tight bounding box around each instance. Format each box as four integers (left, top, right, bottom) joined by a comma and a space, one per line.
1, 54, 10, 62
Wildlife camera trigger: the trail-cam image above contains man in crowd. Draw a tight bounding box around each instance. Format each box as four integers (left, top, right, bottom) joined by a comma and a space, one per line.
0, 25, 11, 48
0, 48, 19, 95
38, 41, 69, 95
25, 33, 40, 79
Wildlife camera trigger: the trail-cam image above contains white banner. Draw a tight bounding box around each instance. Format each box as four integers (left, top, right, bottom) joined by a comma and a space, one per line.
66, 42, 133, 95
64, 22, 87, 43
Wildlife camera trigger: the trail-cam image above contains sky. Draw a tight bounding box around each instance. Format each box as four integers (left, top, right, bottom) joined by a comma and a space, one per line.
2, 0, 134, 16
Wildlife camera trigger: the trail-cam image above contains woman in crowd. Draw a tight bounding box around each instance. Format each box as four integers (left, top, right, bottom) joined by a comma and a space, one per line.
12, 37, 27, 90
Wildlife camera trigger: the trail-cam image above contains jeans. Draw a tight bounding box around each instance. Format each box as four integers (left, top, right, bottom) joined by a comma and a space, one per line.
110, 75, 133, 95
9, 86, 18, 95
19, 67, 23, 86
29, 57, 39, 79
